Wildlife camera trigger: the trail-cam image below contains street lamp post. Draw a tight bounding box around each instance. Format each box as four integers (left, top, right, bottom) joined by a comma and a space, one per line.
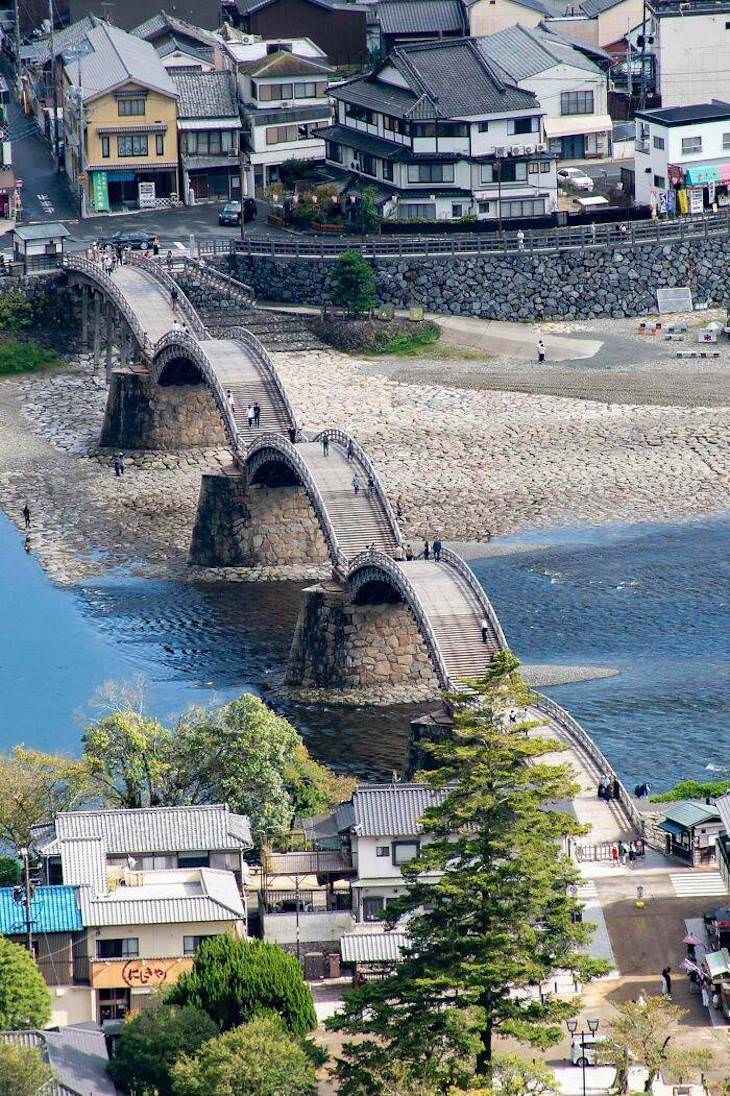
567, 1017, 600, 1096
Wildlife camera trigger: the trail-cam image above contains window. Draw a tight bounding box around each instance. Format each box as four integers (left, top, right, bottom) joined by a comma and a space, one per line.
528, 160, 539, 174
326, 140, 343, 163
362, 896, 384, 922
398, 202, 435, 220
540, 160, 551, 173
501, 198, 546, 218
183, 935, 216, 955
117, 134, 148, 157
192, 132, 222, 155
137, 854, 175, 870
156, 134, 164, 156
101, 136, 110, 158
376, 845, 389, 857
653, 134, 665, 150
452, 203, 464, 217
478, 121, 489, 132
406, 163, 455, 183
118, 97, 145, 116
178, 852, 210, 868
383, 114, 409, 135
266, 125, 297, 145
560, 90, 594, 116
412, 122, 436, 137
294, 81, 317, 98
345, 104, 376, 125
97, 938, 139, 959
274, 82, 293, 100
480, 161, 527, 183
508, 116, 539, 135
382, 159, 393, 181
681, 135, 702, 154
724, 132, 730, 150
478, 200, 490, 213
360, 153, 376, 176
439, 122, 468, 137
393, 841, 420, 865
653, 174, 666, 188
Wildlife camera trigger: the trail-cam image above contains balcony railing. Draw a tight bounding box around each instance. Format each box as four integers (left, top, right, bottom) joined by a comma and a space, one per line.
260, 889, 352, 914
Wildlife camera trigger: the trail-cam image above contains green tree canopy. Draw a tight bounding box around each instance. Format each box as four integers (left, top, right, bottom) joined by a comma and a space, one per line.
107, 1002, 219, 1096
330, 651, 608, 1093
171, 1014, 318, 1096
0, 1040, 53, 1096
0, 939, 51, 1030
166, 936, 317, 1037
597, 997, 712, 1093
330, 250, 376, 316
0, 859, 20, 887
0, 747, 89, 849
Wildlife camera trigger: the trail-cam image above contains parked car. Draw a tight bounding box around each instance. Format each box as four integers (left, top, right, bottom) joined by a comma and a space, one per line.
558, 167, 594, 192
571, 1032, 606, 1066
218, 198, 257, 226
100, 229, 156, 250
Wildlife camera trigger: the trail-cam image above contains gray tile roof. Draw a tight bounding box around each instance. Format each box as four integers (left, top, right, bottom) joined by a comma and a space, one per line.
130, 10, 220, 47
578, 0, 626, 15
171, 71, 239, 119
351, 783, 445, 836
340, 930, 409, 963
0, 1028, 118, 1096
316, 122, 411, 160
13, 223, 70, 240
34, 803, 253, 855
63, 22, 177, 102
31, 14, 100, 66
465, 0, 557, 13
157, 38, 215, 64
332, 74, 419, 115
389, 38, 539, 118
78, 867, 244, 926
660, 800, 720, 829
717, 793, 730, 833
377, 0, 466, 35
537, 21, 612, 60
477, 24, 601, 79
60, 835, 108, 894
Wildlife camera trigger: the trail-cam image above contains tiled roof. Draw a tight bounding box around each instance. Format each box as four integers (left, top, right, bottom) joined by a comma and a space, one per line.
34, 804, 253, 855
31, 14, 100, 66
78, 867, 244, 926
157, 38, 215, 63
245, 51, 332, 76
388, 38, 539, 118
63, 22, 177, 102
0, 1027, 117, 1096
0, 885, 82, 935
377, 0, 466, 35
238, 0, 365, 14
351, 783, 445, 836
661, 800, 720, 828
316, 123, 411, 160
171, 71, 239, 119
579, 0, 626, 14
717, 793, 730, 833
340, 930, 409, 962
477, 23, 600, 79
60, 836, 108, 894
131, 10, 220, 47
331, 74, 418, 115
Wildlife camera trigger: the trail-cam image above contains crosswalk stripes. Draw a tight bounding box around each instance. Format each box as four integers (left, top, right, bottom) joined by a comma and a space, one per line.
670, 872, 727, 897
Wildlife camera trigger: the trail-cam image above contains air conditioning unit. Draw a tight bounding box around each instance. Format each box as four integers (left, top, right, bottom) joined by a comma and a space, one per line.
536, 142, 547, 153
494, 145, 506, 157
239, 33, 256, 43
523, 143, 534, 155
511, 144, 523, 155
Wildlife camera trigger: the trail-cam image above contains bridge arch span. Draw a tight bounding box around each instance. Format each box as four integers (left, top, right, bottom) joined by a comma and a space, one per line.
153, 333, 239, 449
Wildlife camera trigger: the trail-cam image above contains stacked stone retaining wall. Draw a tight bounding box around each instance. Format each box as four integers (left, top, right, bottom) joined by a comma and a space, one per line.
223, 236, 730, 320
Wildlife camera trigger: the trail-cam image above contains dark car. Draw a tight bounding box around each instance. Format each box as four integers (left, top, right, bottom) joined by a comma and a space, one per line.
218, 198, 257, 226
101, 229, 156, 250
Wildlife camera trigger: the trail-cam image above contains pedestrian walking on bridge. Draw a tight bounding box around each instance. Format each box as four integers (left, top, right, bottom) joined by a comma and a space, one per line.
253, 402, 261, 428
433, 538, 442, 561
247, 404, 255, 429
423, 541, 430, 560
322, 435, 329, 456
227, 390, 236, 418
352, 473, 361, 495
170, 285, 179, 316
481, 617, 489, 643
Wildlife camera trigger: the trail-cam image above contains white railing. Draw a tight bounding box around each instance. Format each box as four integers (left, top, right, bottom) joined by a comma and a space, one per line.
228, 327, 299, 435
126, 254, 208, 340
439, 546, 508, 651
63, 254, 149, 353
311, 429, 401, 546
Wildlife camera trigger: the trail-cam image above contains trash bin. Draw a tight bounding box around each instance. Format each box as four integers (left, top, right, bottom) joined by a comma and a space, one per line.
304, 952, 325, 980
328, 953, 341, 979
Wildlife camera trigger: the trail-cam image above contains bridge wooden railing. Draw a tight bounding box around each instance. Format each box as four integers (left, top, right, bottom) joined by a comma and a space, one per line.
125, 254, 208, 340
226, 326, 299, 436
438, 546, 508, 651
311, 428, 402, 547
153, 330, 239, 449
63, 255, 150, 353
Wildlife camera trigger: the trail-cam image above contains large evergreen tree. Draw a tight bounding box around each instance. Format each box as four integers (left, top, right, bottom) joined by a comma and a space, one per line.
0, 939, 51, 1031
330, 651, 608, 1093
107, 1003, 218, 1096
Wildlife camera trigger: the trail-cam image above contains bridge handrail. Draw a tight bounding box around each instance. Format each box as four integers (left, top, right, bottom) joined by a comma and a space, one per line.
534, 693, 643, 836
311, 429, 401, 545
183, 256, 255, 302
125, 254, 208, 340
347, 548, 451, 689
63, 255, 149, 352
225, 326, 299, 433
246, 433, 347, 571
153, 329, 238, 448
438, 546, 508, 651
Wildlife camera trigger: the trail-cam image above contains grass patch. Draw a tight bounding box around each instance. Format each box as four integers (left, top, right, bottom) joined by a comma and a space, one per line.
310, 314, 440, 354
368, 326, 440, 355
650, 778, 730, 803
368, 342, 492, 362
0, 340, 62, 376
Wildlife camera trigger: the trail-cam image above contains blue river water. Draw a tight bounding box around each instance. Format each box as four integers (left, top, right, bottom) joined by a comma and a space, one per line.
0, 510, 728, 790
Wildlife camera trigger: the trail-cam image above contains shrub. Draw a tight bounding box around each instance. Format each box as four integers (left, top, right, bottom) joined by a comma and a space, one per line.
0, 291, 34, 333
107, 1003, 218, 1096
0, 341, 60, 376
0, 1041, 53, 1096
330, 250, 376, 315
0, 938, 51, 1030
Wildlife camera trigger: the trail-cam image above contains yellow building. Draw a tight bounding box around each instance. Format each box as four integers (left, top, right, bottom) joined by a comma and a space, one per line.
62, 21, 179, 215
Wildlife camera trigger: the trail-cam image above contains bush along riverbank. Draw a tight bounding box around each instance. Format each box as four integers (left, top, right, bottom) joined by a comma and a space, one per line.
0, 340, 61, 376
308, 314, 440, 355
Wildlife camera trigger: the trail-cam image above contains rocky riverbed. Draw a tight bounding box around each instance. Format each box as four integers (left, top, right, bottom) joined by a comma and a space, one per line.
0, 334, 728, 587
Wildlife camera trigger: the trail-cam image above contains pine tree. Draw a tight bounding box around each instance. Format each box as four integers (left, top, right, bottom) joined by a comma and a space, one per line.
330, 250, 375, 316
330, 651, 609, 1093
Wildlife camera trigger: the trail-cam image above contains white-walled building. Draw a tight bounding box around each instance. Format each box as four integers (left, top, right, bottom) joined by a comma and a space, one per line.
634, 101, 730, 210
320, 37, 559, 222
651, 0, 730, 109
220, 35, 332, 192
478, 24, 611, 160
545, 0, 643, 49
467, 0, 558, 38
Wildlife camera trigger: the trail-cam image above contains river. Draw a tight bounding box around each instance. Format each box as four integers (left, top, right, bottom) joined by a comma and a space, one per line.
1, 511, 728, 791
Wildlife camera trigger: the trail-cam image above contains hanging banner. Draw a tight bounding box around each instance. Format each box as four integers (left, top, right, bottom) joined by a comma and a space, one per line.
91, 171, 109, 213
688, 186, 704, 214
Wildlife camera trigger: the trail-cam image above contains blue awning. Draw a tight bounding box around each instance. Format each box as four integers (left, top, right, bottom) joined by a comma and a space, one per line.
105, 170, 137, 182
685, 165, 720, 185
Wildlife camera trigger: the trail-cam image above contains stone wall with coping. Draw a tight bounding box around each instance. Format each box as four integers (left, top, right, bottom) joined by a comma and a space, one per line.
286, 581, 440, 696
222, 236, 730, 320
190, 469, 330, 569
101, 370, 228, 450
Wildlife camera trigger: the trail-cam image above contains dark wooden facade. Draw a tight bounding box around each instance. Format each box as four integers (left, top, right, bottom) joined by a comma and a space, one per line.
241, 0, 367, 66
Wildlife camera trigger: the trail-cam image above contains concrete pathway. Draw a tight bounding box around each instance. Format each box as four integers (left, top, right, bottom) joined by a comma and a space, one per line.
423, 313, 603, 362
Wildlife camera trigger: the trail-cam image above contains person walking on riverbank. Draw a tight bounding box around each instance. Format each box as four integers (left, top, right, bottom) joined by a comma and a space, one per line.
537, 339, 545, 363
352, 472, 361, 495
433, 538, 442, 561
661, 966, 672, 999
113, 453, 124, 477
481, 617, 489, 643
322, 435, 329, 457
22, 503, 30, 529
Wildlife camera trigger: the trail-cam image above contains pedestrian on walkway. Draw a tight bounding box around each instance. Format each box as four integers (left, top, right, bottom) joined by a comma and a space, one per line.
537, 338, 545, 364
253, 402, 261, 427
661, 966, 672, 999
352, 472, 361, 495
114, 453, 124, 476
619, 840, 629, 866
628, 841, 637, 866
227, 390, 236, 417
396, 497, 403, 519
634, 782, 651, 799
509, 709, 517, 724
423, 541, 430, 560
22, 503, 30, 529
393, 543, 405, 561
481, 617, 489, 643
247, 403, 255, 428
367, 474, 375, 497
166, 250, 174, 272
612, 776, 621, 801
346, 439, 354, 461
701, 981, 710, 1009
610, 844, 619, 867
433, 538, 442, 561
170, 285, 179, 315
288, 427, 297, 444
516, 228, 525, 251
152, 237, 160, 256
322, 435, 329, 457
405, 542, 413, 560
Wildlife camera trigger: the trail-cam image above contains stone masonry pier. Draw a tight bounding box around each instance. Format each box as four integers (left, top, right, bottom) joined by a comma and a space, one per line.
101, 369, 228, 450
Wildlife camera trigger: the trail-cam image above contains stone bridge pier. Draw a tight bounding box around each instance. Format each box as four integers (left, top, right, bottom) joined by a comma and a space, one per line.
101, 366, 228, 451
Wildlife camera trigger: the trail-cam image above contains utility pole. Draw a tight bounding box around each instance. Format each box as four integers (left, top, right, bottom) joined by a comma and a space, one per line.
638, 0, 649, 112
239, 147, 247, 242
13, 0, 22, 87
18, 847, 34, 957
48, 0, 60, 170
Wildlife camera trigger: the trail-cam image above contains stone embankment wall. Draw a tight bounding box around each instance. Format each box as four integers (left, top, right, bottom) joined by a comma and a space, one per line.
224, 236, 730, 320
287, 582, 439, 697
190, 470, 330, 568
101, 371, 227, 450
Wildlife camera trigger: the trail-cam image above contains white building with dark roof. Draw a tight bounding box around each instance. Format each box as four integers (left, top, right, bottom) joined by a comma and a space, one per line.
633, 101, 730, 209
320, 37, 559, 222
477, 23, 611, 160
171, 70, 242, 202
